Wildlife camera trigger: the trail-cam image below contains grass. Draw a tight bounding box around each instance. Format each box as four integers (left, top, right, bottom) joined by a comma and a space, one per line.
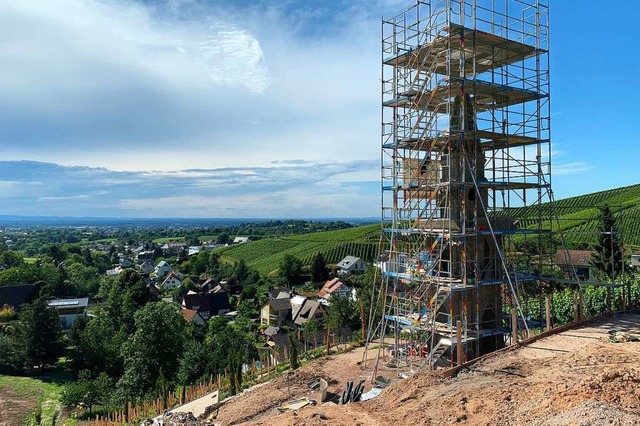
152, 237, 186, 243
0, 375, 63, 426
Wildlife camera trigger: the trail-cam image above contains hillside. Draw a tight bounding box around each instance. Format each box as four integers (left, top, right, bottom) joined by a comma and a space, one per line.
509, 183, 640, 247
215, 225, 381, 275
214, 184, 640, 275
215, 314, 640, 425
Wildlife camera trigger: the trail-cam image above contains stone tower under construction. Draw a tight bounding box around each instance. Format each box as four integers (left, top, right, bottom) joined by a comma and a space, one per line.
372, 0, 551, 371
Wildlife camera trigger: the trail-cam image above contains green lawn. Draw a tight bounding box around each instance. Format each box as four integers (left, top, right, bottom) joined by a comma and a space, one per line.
0, 375, 63, 426
152, 237, 186, 243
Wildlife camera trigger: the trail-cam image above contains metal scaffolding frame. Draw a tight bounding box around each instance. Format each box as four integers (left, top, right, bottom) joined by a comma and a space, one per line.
368, 0, 552, 375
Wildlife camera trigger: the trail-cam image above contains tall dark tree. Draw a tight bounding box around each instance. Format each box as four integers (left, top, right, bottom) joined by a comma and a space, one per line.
280, 255, 303, 284
591, 205, 623, 280
311, 253, 329, 283
19, 296, 64, 369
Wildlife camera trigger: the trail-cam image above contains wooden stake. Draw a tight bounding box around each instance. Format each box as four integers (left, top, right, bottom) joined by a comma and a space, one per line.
545, 294, 551, 331
456, 320, 463, 365
511, 307, 518, 345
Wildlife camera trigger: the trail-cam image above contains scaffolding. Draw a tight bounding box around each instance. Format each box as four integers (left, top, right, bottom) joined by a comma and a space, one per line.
369, 0, 552, 374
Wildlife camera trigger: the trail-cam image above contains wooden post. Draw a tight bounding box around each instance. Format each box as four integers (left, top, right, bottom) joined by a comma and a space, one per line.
456, 320, 463, 365
511, 307, 518, 345
578, 290, 585, 321
572, 290, 579, 323
545, 294, 551, 331
607, 286, 612, 314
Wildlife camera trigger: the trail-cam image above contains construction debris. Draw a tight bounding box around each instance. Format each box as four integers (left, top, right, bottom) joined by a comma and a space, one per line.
276, 397, 316, 412
340, 380, 364, 404
142, 411, 217, 426
608, 329, 639, 343
360, 387, 383, 402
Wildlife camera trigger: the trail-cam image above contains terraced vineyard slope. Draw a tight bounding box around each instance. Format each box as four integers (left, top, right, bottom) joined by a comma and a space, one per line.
216, 224, 381, 275
508, 183, 640, 247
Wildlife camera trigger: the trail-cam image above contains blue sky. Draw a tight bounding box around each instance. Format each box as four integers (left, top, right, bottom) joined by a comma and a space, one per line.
0, 0, 637, 218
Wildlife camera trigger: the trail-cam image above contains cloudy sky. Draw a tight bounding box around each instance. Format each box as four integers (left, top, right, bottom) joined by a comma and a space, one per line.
0, 0, 638, 218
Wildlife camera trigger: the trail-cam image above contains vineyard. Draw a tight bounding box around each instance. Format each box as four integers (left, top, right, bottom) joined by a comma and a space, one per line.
215, 225, 381, 275
506, 183, 640, 247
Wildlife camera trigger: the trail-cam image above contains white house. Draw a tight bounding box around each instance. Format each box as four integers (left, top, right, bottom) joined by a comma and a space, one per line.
154, 260, 172, 279
162, 272, 182, 290
233, 236, 250, 244
337, 256, 369, 275
49, 298, 89, 329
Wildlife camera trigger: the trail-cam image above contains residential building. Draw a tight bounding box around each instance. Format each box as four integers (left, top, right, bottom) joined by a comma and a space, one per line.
630, 254, 640, 270
181, 308, 206, 325
139, 260, 154, 275
293, 299, 326, 327
554, 250, 593, 280
182, 291, 232, 320
260, 298, 292, 327
162, 272, 182, 290
318, 278, 352, 301
233, 236, 250, 244
337, 256, 369, 275
49, 298, 89, 329
154, 260, 172, 279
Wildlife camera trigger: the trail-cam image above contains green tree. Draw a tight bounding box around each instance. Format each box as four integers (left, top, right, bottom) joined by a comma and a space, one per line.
288, 333, 299, 370
302, 318, 320, 349
61, 371, 111, 416
311, 253, 329, 283
591, 205, 623, 280
280, 255, 302, 284
216, 233, 230, 245
19, 296, 64, 369
118, 302, 186, 403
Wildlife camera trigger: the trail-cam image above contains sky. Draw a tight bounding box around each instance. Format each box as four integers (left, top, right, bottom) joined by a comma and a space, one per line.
0, 0, 638, 218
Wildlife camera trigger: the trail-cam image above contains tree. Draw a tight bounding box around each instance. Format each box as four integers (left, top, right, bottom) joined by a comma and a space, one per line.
217, 233, 230, 245
118, 302, 186, 403
288, 333, 299, 370
280, 255, 302, 284
311, 253, 329, 283
19, 296, 64, 369
302, 318, 320, 350
61, 371, 111, 416
591, 205, 623, 280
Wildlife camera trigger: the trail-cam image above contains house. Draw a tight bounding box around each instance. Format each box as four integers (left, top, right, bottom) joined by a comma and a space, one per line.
318, 278, 352, 301
0, 284, 37, 312
154, 261, 172, 279
337, 256, 369, 275
106, 266, 123, 276
188, 246, 202, 256
290, 295, 307, 320
554, 250, 593, 280
233, 236, 250, 244
182, 291, 232, 320
48, 298, 89, 329
293, 299, 326, 327
162, 272, 182, 290
118, 256, 133, 268
630, 254, 640, 270
269, 287, 290, 300
181, 308, 206, 325
260, 297, 292, 327
139, 260, 154, 275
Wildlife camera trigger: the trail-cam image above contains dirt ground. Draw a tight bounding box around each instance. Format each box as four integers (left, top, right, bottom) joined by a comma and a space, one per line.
0, 387, 38, 426
216, 313, 640, 426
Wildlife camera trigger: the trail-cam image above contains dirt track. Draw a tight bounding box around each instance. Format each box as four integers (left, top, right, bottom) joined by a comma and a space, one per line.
217, 313, 640, 426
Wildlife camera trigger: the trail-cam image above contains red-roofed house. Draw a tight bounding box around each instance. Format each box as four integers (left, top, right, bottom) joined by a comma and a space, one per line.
318, 278, 351, 301
181, 308, 206, 325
